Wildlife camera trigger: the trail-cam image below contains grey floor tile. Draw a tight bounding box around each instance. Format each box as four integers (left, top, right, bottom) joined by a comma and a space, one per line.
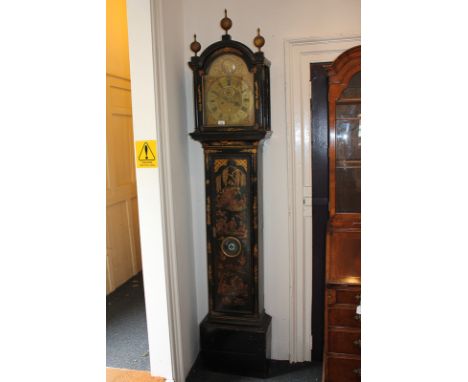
106, 274, 150, 371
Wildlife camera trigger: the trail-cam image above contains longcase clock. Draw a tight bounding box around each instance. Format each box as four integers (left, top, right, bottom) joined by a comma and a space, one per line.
188, 10, 271, 377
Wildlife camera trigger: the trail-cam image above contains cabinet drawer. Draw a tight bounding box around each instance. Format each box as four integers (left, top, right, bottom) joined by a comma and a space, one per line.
328, 306, 361, 328
328, 329, 360, 355
326, 287, 360, 306
335, 288, 360, 305
326, 356, 360, 382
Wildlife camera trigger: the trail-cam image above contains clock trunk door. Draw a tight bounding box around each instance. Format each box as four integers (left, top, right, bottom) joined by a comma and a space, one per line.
206, 152, 258, 316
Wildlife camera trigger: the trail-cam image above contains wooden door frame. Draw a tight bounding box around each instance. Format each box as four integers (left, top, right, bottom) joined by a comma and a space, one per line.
126, 1, 184, 381
284, 35, 360, 362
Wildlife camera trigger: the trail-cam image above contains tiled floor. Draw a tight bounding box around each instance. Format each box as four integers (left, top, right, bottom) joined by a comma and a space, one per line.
186, 359, 322, 382
107, 274, 322, 382
107, 273, 150, 371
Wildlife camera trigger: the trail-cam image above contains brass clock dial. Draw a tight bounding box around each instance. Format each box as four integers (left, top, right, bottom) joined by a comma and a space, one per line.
203, 54, 255, 126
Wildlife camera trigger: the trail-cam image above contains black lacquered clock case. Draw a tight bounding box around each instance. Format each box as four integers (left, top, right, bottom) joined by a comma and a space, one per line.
188, 11, 272, 377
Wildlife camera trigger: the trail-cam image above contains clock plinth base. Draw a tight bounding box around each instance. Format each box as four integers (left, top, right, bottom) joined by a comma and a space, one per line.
200, 313, 272, 378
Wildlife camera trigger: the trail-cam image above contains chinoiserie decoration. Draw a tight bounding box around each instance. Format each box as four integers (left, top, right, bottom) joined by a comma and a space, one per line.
188, 10, 272, 378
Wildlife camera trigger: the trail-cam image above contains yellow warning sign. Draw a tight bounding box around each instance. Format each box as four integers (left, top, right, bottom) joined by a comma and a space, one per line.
135, 140, 158, 168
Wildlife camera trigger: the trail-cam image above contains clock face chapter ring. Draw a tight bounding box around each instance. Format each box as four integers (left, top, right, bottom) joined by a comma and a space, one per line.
205, 76, 253, 126
221, 236, 242, 258
207, 78, 245, 114
201, 53, 255, 126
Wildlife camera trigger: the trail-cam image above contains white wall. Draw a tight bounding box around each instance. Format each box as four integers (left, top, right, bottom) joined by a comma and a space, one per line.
183, 0, 361, 360
158, 0, 199, 378
126, 0, 174, 379
127, 0, 198, 380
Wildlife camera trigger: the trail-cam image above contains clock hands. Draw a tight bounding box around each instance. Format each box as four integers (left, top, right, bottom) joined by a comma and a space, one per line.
211, 90, 241, 108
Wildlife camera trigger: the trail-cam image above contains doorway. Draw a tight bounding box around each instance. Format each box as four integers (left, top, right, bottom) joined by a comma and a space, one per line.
106, 0, 150, 373
310, 62, 330, 361
284, 36, 360, 362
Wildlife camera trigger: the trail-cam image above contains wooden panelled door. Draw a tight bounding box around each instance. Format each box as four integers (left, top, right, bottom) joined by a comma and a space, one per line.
106, 0, 142, 294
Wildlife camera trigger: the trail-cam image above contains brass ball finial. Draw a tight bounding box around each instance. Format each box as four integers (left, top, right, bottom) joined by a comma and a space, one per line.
190, 34, 201, 56
253, 28, 265, 51
220, 9, 232, 35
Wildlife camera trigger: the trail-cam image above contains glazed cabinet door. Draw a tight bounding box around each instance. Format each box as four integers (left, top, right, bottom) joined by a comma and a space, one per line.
328, 48, 361, 220
334, 74, 361, 214
323, 46, 361, 382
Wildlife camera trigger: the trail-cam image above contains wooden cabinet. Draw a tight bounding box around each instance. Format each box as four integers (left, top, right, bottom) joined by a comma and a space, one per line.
323, 46, 361, 381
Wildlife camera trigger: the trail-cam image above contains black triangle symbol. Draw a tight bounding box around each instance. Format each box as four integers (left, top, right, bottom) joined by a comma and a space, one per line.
138, 142, 156, 161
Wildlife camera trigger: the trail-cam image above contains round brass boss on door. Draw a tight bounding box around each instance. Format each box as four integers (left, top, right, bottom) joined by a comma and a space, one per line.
221, 236, 242, 258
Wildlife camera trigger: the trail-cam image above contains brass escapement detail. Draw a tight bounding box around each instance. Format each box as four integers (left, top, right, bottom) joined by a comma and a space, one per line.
221, 236, 242, 258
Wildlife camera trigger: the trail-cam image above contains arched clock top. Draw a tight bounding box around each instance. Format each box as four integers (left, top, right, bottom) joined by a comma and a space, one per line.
189, 35, 270, 74
189, 10, 269, 72
188, 10, 271, 141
